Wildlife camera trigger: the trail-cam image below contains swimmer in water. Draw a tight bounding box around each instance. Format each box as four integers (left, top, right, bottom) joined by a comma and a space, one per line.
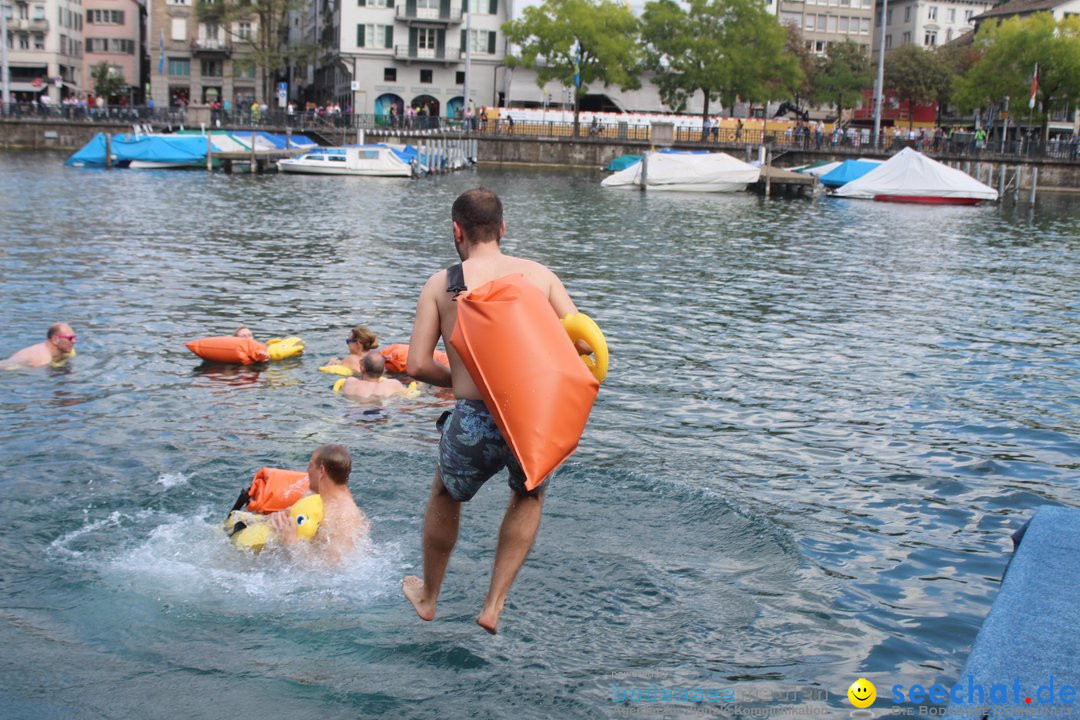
269, 444, 370, 566
2, 323, 77, 369
234, 326, 254, 339
339, 350, 409, 399
326, 325, 378, 375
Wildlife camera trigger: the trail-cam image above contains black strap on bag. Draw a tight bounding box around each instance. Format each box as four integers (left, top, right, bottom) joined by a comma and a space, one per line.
446, 263, 466, 299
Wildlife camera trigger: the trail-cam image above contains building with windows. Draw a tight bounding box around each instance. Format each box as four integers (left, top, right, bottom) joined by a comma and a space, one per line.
81, 0, 144, 102
872, 0, 992, 60
147, 0, 261, 109
293, 0, 509, 120
777, 0, 875, 56
4, 0, 84, 102
972, 0, 1080, 28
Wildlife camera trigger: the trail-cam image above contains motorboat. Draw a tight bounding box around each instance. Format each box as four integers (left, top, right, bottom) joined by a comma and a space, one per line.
277, 145, 413, 177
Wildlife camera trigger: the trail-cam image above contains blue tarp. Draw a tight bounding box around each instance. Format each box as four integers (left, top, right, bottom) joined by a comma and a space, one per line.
950, 506, 1080, 716
66, 133, 217, 167
255, 131, 318, 149
820, 160, 880, 189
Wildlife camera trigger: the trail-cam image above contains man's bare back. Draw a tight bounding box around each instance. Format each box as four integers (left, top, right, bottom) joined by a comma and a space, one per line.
415, 254, 576, 400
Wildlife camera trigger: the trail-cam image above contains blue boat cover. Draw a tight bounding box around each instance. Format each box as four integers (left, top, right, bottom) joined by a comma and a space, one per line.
255, 131, 318, 149
820, 159, 880, 189
65, 134, 216, 167
950, 505, 1080, 716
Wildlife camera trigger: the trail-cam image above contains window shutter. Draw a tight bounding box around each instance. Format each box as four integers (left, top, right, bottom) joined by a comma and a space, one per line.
436, 28, 445, 56
357, 24, 365, 46
409, 26, 417, 55
385, 25, 393, 48
440, 0, 450, 17
488, 0, 496, 14
406, 0, 416, 15
460, 28, 465, 50
358, 0, 366, 6
487, 30, 495, 53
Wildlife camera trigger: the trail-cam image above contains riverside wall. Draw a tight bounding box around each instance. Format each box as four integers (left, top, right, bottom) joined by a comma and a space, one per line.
5, 118, 1080, 191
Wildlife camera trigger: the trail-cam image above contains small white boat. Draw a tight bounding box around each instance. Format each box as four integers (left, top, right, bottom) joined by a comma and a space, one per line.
277, 145, 413, 177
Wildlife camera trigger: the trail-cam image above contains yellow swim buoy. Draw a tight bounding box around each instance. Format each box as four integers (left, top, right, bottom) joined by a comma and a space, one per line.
319, 364, 356, 376
560, 312, 608, 383
224, 493, 324, 552
266, 336, 305, 361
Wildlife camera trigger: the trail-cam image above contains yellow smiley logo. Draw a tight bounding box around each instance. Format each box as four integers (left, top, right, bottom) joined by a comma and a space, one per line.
847, 678, 876, 708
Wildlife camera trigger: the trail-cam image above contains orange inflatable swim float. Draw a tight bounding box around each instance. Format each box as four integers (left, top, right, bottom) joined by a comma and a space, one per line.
450, 274, 600, 491
381, 343, 450, 374
186, 336, 271, 365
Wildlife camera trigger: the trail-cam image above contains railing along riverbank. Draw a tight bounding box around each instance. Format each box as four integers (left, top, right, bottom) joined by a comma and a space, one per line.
3, 101, 1078, 163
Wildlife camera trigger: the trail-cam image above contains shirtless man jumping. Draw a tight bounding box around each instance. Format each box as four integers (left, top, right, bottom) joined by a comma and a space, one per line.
401, 188, 581, 634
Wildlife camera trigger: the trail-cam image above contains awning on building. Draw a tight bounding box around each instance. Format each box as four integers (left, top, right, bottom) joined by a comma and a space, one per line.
5, 82, 47, 93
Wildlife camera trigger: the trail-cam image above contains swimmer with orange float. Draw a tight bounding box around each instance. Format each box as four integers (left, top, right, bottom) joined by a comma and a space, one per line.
224, 444, 370, 567
2, 322, 78, 369
322, 325, 379, 376
401, 188, 606, 634
185, 325, 305, 364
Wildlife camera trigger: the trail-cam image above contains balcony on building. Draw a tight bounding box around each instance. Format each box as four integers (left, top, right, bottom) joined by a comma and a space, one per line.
395, 0, 463, 24
191, 37, 232, 55
394, 43, 462, 66
11, 17, 49, 32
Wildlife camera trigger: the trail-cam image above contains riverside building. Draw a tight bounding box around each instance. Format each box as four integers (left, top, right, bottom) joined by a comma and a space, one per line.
3, 0, 84, 102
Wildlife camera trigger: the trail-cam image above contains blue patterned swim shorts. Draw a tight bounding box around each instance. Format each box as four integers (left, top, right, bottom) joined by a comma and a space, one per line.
438, 399, 541, 502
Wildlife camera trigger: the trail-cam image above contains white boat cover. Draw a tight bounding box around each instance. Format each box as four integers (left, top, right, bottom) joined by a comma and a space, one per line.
834, 147, 998, 201
601, 151, 760, 192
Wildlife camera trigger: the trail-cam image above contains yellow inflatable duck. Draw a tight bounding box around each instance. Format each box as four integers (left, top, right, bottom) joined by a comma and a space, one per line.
223, 493, 323, 553
266, 336, 305, 361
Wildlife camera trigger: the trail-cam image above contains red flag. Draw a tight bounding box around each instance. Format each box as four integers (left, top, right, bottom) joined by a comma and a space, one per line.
1029, 63, 1038, 109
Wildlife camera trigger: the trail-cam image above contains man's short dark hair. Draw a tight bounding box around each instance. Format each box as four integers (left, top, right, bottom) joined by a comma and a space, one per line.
47, 323, 66, 340
362, 350, 385, 378
452, 188, 503, 244
313, 444, 352, 485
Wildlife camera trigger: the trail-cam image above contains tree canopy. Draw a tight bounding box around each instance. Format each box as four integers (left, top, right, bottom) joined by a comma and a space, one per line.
640, 0, 798, 135
91, 62, 126, 100
813, 40, 871, 121
885, 43, 950, 129
952, 12, 1080, 135
503, 0, 642, 135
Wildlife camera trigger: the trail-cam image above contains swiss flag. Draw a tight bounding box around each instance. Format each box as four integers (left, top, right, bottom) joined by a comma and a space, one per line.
1029, 64, 1038, 110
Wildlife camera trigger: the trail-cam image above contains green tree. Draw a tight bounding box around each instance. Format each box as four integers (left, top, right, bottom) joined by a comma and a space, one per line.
885, 44, 944, 130
91, 61, 126, 101
503, 0, 642, 137
197, 0, 312, 104
783, 25, 817, 114
640, 0, 798, 138
953, 13, 1080, 140
813, 40, 872, 122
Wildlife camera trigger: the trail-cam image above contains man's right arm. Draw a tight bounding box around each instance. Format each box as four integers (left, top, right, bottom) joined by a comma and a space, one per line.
407, 273, 453, 387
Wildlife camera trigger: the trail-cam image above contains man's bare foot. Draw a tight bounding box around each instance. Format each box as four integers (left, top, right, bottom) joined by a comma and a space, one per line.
476, 601, 503, 634
402, 576, 436, 621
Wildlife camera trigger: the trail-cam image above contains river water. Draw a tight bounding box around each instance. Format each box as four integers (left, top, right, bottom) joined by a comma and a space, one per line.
0, 151, 1077, 719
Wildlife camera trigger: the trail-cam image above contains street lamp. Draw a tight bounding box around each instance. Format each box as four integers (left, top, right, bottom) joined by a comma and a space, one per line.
872, 0, 888, 148
2, 0, 11, 107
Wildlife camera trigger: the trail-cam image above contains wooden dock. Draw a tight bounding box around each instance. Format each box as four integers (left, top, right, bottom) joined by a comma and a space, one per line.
752, 166, 817, 197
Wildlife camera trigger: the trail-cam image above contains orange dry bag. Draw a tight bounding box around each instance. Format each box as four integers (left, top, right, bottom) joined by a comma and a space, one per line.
450, 274, 600, 491
185, 336, 271, 365
381, 343, 450, 374
233, 467, 310, 514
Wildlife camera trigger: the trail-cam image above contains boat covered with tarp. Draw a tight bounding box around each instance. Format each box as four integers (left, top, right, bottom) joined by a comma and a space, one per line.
819, 159, 882, 189
65, 133, 220, 168
833, 147, 998, 204
601, 151, 760, 192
